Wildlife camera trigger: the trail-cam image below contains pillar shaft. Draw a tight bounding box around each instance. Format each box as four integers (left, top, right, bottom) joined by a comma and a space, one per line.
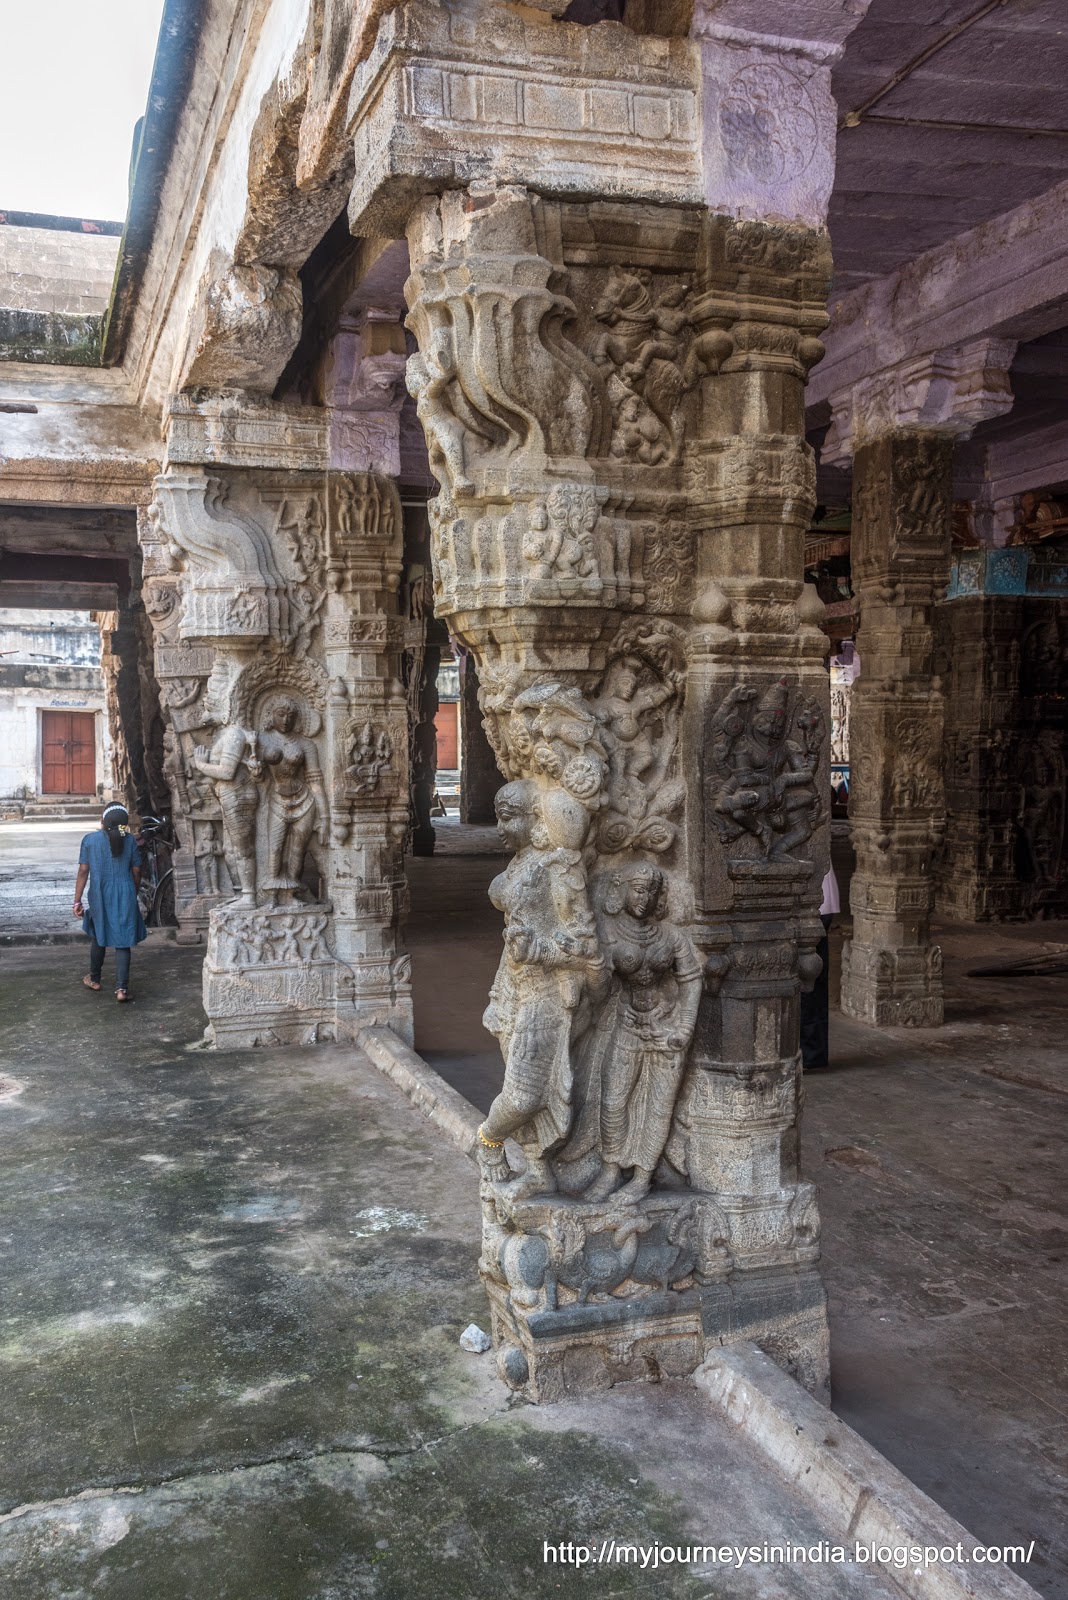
142, 404, 412, 1047
404, 186, 832, 1400
840, 432, 952, 1027
460, 655, 499, 826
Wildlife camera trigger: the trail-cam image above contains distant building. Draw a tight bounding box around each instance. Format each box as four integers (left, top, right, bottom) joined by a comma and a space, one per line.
0, 609, 112, 814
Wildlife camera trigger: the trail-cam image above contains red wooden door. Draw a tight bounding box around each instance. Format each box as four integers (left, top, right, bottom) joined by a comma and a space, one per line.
41, 711, 96, 795
434, 702, 459, 768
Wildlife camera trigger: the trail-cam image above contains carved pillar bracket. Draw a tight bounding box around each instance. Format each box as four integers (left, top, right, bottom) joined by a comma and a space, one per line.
142, 396, 412, 1047
822, 339, 1018, 469
402, 177, 834, 1403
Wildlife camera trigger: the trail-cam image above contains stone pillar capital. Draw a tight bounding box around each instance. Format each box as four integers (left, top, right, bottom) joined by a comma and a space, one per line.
692, 0, 873, 229
822, 337, 1017, 466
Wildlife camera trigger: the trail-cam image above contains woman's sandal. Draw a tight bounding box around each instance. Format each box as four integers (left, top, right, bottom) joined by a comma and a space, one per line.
82, 976, 101, 991
115, 989, 132, 1003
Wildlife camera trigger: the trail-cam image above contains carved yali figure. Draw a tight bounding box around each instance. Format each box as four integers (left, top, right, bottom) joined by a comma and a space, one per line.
257, 695, 329, 905
708, 678, 823, 860
193, 724, 261, 905
563, 865, 701, 1203
478, 779, 606, 1199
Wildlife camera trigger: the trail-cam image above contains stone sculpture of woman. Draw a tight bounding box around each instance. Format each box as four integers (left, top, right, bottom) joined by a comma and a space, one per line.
477, 779, 606, 1198
257, 695, 329, 905
193, 723, 261, 905
578, 863, 701, 1203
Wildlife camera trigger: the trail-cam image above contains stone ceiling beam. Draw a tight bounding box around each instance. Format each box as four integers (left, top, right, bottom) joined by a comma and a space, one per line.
983, 418, 1068, 504
808, 177, 1068, 413
0, 579, 121, 610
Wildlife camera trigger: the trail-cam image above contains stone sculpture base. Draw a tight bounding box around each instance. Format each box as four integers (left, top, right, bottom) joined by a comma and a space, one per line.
482, 1181, 830, 1405
840, 939, 944, 1029
204, 902, 412, 1049
488, 1264, 829, 1406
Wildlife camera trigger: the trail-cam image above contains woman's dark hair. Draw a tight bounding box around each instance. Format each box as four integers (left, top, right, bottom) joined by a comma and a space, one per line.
102, 804, 129, 858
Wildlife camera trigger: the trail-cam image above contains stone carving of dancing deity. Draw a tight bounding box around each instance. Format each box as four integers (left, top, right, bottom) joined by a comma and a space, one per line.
708, 678, 823, 860
567, 864, 701, 1203
478, 779, 606, 1198
257, 695, 330, 905
193, 724, 261, 905
595, 653, 679, 815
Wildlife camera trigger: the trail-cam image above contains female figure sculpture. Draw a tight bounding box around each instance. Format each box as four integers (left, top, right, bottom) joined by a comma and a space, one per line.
478, 779, 605, 1197
257, 695, 329, 904
581, 864, 702, 1203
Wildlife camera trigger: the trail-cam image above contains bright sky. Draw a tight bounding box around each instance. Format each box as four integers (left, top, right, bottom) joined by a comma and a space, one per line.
0, 1, 166, 222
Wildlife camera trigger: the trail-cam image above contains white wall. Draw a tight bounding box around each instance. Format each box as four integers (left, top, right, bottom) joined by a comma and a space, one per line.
0, 611, 112, 799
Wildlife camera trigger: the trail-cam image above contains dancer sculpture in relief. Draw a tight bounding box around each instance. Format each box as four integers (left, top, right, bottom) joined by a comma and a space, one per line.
258, 696, 330, 904
478, 779, 605, 1197
709, 678, 823, 860
578, 864, 702, 1202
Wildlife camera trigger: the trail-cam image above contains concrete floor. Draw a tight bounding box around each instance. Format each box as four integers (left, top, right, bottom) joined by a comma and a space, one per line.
0, 817, 1063, 1596
0, 820, 87, 938
408, 820, 1068, 1599
0, 938, 911, 1600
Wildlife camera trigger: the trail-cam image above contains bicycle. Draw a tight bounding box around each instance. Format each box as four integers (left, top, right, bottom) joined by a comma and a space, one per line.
136, 814, 177, 927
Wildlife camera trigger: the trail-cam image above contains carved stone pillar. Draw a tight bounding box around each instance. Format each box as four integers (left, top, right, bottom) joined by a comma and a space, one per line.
824, 342, 1015, 1026
935, 593, 1023, 922
937, 565, 1068, 922
403, 183, 832, 1400
97, 566, 166, 817
460, 654, 499, 826
143, 396, 412, 1048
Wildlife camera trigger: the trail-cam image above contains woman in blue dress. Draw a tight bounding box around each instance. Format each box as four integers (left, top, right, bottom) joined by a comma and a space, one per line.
72, 803, 147, 1002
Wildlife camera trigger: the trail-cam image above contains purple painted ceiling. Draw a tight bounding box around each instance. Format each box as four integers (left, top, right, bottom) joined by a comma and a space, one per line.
829, 0, 1068, 292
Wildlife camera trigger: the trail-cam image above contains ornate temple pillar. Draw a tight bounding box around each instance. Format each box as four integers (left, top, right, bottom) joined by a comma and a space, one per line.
97, 559, 167, 817
142, 395, 412, 1047
337, 0, 871, 1401
460, 654, 499, 826
401, 182, 832, 1400
824, 342, 1015, 1025
937, 541, 1068, 922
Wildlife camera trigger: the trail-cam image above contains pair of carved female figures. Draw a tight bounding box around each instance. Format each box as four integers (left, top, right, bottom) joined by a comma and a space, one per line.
478, 776, 701, 1205
193, 695, 329, 906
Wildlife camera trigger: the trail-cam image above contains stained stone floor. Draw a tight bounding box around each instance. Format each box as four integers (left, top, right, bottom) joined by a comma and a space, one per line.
408, 821, 1068, 1600
0, 821, 88, 938
0, 940, 910, 1600
0, 820, 1064, 1598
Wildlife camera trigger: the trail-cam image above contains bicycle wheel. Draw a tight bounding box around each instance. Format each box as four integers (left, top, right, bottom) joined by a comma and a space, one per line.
151, 869, 177, 928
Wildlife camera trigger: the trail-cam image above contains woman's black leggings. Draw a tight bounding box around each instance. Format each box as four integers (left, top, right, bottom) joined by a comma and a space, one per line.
89, 940, 131, 991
